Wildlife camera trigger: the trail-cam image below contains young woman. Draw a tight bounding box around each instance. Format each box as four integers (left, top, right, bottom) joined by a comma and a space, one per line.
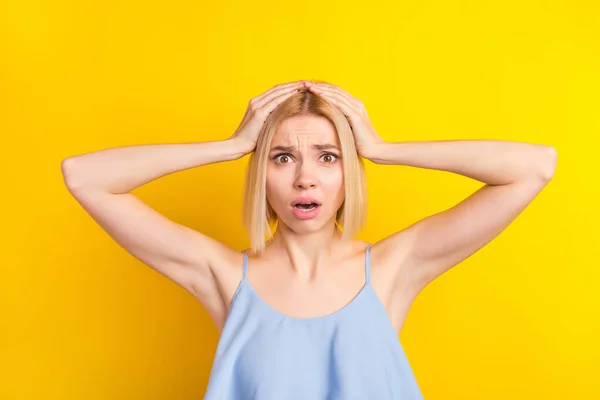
61, 80, 557, 399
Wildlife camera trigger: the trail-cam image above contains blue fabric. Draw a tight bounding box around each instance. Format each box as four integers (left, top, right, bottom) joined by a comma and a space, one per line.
203, 244, 424, 399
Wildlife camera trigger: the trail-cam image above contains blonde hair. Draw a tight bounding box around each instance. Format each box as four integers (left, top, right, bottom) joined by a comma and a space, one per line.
242, 83, 368, 254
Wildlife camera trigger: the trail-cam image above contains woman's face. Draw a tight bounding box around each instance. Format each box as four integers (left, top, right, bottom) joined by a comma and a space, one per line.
266, 115, 345, 233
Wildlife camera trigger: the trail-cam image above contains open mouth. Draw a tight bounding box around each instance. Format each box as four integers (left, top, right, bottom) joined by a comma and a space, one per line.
293, 202, 320, 211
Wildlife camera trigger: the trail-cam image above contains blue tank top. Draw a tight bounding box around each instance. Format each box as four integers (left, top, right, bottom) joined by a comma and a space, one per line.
203, 244, 424, 399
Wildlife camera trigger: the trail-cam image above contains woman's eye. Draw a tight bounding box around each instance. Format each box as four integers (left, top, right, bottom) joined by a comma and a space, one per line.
274, 154, 293, 164
321, 153, 339, 163
273, 153, 339, 164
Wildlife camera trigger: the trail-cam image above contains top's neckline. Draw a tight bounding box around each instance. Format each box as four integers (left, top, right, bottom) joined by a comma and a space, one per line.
241, 278, 372, 322
239, 243, 373, 322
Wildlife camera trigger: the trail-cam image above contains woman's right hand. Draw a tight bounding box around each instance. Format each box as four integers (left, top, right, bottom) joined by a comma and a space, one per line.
229, 80, 307, 154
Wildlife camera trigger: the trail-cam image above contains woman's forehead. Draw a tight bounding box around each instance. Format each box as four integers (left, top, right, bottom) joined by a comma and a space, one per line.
273, 116, 338, 145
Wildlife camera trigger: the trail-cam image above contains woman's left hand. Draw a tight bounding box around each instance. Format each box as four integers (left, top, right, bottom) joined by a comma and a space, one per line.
304, 81, 385, 159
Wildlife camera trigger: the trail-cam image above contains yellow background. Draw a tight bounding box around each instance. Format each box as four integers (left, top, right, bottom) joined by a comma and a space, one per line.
2, 0, 598, 398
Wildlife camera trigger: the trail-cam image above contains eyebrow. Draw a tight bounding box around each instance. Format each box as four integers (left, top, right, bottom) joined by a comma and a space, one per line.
269, 144, 341, 153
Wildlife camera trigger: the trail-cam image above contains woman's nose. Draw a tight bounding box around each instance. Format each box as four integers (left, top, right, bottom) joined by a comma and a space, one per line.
295, 178, 317, 189
294, 167, 318, 189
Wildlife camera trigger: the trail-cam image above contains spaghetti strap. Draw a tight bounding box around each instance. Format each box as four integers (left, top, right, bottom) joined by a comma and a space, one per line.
241, 251, 248, 280
366, 243, 373, 283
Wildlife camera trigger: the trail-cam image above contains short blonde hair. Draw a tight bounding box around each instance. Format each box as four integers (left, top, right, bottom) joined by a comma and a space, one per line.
242, 83, 368, 254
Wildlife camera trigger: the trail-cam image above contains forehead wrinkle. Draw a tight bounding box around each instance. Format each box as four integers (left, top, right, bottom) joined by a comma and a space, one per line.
296, 134, 311, 148
273, 132, 323, 150
271, 123, 341, 152
271, 135, 340, 152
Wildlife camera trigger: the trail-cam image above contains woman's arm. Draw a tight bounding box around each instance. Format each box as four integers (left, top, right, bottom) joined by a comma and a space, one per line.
369, 139, 556, 297
60, 138, 252, 328
62, 139, 252, 194
365, 139, 557, 184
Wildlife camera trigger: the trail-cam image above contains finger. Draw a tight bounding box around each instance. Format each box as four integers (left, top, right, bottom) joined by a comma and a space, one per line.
255, 86, 301, 116
254, 82, 304, 108
310, 82, 357, 100
254, 83, 302, 110
310, 82, 356, 103
309, 86, 362, 116
309, 83, 362, 109
256, 80, 305, 101
313, 89, 357, 120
